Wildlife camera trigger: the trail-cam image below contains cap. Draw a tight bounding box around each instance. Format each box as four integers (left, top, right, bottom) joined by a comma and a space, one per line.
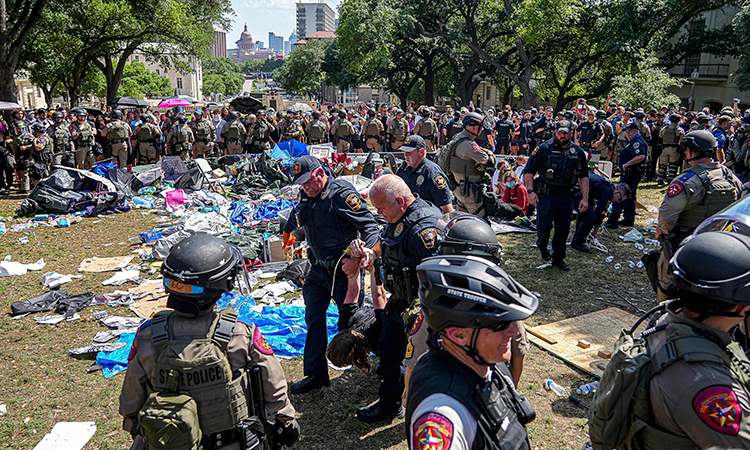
623, 122, 639, 130
291, 155, 322, 185
634, 112, 646, 119
556, 120, 572, 132
401, 135, 426, 153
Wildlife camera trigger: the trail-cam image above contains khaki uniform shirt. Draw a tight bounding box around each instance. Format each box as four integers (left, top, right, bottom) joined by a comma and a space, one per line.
648, 306, 750, 447
119, 309, 296, 434
658, 161, 742, 235
388, 118, 409, 139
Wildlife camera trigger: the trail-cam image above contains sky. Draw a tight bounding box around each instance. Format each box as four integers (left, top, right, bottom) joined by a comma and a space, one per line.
227, 0, 340, 49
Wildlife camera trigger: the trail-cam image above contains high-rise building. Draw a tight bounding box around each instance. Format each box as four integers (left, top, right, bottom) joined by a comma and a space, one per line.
269, 32, 284, 52
284, 30, 298, 55
296, 2, 335, 38
255, 40, 265, 50
209, 25, 227, 58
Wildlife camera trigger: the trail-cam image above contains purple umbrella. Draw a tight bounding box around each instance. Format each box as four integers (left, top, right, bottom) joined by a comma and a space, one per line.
158, 98, 191, 108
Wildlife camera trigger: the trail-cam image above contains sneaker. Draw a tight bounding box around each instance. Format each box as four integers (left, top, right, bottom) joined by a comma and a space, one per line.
602, 222, 618, 229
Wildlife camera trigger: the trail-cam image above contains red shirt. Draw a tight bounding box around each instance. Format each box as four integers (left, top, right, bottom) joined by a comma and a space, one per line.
502, 184, 529, 216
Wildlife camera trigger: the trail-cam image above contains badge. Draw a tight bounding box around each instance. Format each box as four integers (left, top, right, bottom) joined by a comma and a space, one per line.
413, 412, 454, 450
410, 311, 424, 336
345, 193, 362, 211
292, 161, 302, 175
420, 228, 437, 249
434, 175, 447, 190
667, 181, 684, 197
394, 222, 404, 237
404, 341, 414, 359
633, 143, 640, 149
417, 175, 425, 186
254, 327, 274, 355
531, 147, 539, 156
570, 148, 575, 155
721, 221, 739, 233
321, 188, 330, 200
693, 385, 741, 434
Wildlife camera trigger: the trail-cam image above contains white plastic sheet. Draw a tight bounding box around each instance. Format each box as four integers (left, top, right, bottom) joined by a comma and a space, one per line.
0, 258, 46, 276
33, 422, 96, 450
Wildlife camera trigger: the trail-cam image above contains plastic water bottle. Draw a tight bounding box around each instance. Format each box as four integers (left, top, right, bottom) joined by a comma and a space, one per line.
614, 263, 622, 270
58, 218, 69, 228
577, 381, 599, 395
0, 221, 5, 236
636, 261, 645, 268
544, 379, 567, 397
605, 256, 614, 263
627, 261, 635, 268
635, 243, 644, 250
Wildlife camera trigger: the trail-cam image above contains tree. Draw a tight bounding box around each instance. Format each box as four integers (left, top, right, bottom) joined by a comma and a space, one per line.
0, 0, 50, 101
203, 57, 239, 75
610, 53, 683, 110
276, 40, 328, 97
732, 2, 750, 91
202, 57, 244, 96
117, 62, 173, 98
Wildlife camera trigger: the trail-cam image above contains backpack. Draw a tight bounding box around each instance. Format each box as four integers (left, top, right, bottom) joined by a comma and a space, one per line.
437, 135, 470, 175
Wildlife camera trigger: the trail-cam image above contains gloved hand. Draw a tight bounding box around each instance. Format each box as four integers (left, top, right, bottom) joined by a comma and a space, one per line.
274, 418, 300, 447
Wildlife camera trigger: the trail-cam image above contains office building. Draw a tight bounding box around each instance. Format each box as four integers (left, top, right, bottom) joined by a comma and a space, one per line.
296, 2, 336, 38
269, 32, 284, 52
209, 25, 227, 58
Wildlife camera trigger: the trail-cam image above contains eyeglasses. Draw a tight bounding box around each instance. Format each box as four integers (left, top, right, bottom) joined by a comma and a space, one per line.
491, 321, 513, 332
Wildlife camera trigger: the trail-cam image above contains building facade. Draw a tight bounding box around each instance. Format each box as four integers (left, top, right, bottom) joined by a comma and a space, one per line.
209, 25, 227, 58
269, 32, 284, 52
296, 2, 336, 39
15, 78, 46, 109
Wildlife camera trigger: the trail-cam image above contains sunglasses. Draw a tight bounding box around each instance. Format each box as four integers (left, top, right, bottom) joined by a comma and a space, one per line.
491, 321, 513, 332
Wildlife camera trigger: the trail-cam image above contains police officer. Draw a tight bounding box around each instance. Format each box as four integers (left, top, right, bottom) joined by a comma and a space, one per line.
388, 109, 409, 151
167, 115, 195, 161
524, 120, 589, 270
48, 111, 72, 166
733, 116, 750, 179
595, 110, 614, 160
306, 111, 329, 145
283, 155, 380, 394
350, 174, 442, 422
69, 109, 95, 169
446, 111, 465, 142
133, 114, 162, 165
448, 112, 495, 217
517, 111, 533, 156
280, 111, 303, 142
576, 109, 604, 156
712, 115, 732, 164
658, 114, 685, 184
604, 122, 648, 229
10, 119, 33, 193
119, 234, 299, 450
251, 110, 275, 153
362, 109, 384, 152
190, 109, 215, 158
103, 110, 131, 168
593, 231, 750, 449
222, 112, 246, 155
407, 254, 538, 450
656, 130, 742, 301
413, 107, 437, 152
494, 110, 515, 155
332, 111, 355, 153
570, 174, 631, 252
397, 135, 454, 214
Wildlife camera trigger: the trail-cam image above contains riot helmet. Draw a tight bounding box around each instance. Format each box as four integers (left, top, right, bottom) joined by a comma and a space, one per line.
247, 114, 256, 121
312, 111, 321, 119
681, 130, 716, 158
396, 109, 404, 115
112, 110, 124, 120
338, 111, 346, 119
140, 114, 149, 122
367, 109, 376, 118
177, 114, 187, 123
596, 110, 606, 119
193, 109, 203, 117
227, 111, 238, 121
439, 214, 501, 262
31, 123, 46, 133
462, 112, 483, 128
51, 111, 64, 120
162, 234, 244, 316
173, 105, 184, 114
420, 107, 431, 118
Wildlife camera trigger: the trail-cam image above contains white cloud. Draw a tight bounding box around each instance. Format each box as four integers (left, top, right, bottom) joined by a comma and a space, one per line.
240, 0, 296, 10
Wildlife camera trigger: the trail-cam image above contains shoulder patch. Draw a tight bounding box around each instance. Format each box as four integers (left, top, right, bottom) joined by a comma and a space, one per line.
471, 142, 482, 152
434, 175, 447, 190
405, 340, 414, 359
413, 412, 454, 450
321, 188, 330, 200
531, 147, 539, 156
693, 385, 741, 435
419, 227, 438, 249
667, 181, 684, 197
677, 171, 696, 183
633, 142, 639, 149
345, 193, 362, 211
292, 161, 302, 175
254, 327, 274, 355
410, 310, 424, 336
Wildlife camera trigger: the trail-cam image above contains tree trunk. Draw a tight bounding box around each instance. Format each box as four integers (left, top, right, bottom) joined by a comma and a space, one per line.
39, 84, 53, 107
0, 63, 19, 103
422, 53, 435, 106
0, 0, 50, 102
502, 82, 513, 106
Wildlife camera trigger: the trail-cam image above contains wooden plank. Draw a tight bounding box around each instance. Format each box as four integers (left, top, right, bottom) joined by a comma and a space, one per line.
526, 328, 558, 345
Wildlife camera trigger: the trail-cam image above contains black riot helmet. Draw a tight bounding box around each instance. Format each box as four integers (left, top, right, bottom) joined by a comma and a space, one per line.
596, 110, 606, 119
140, 114, 149, 122
31, 123, 46, 133
420, 107, 431, 118
338, 111, 346, 119
416, 255, 539, 363
227, 111, 238, 121
51, 111, 64, 120
162, 234, 244, 316
368, 108, 376, 118
681, 130, 716, 158
670, 232, 750, 316
112, 110, 124, 120
439, 214, 501, 262
462, 112, 483, 128
177, 114, 187, 123
312, 111, 320, 119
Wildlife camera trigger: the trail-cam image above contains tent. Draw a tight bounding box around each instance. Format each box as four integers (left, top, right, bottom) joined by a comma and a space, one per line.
270, 139, 309, 166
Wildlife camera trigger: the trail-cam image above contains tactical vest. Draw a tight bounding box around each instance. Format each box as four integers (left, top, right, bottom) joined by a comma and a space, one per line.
51, 125, 70, 151
381, 198, 439, 301
589, 320, 750, 450
193, 121, 212, 140
110, 121, 130, 139
496, 119, 512, 140
146, 310, 250, 435
285, 119, 301, 136
137, 124, 157, 142
76, 122, 93, 144
390, 119, 407, 139
679, 165, 738, 229
407, 345, 532, 450
364, 119, 380, 137
335, 120, 351, 137
308, 120, 326, 139
174, 126, 190, 144
662, 125, 680, 146
253, 122, 269, 140
418, 119, 436, 137
535, 142, 582, 192
226, 121, 242, 140
448, 137, 483, 179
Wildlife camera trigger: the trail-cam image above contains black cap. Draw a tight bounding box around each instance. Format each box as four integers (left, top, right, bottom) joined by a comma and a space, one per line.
556, 120, 572, 132
401, 135, 426, 153
623, 122, 639, 130
634, 112, 646, 119
291, 155, 322, 185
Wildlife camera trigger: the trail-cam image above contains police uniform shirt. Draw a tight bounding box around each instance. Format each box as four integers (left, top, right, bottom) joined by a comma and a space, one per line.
396, 158, 453, 208
447, 119, 465, 141
588, 173, 615, 223
454, 130, 489, 165
618, 134, 649, 169
518, 120, 533, 143
577, 121, 604, 145
381, 197, 441, 269
494, 118, 515, 142
658, 162, 743, 235
523, 140, 588, 190
284, 177, 379, 262
119, 309, 297, 434
648, 306, 750, 447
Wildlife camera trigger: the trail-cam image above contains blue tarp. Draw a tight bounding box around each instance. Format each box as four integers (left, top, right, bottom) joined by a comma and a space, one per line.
96, 332, 136, 378
270, 140, 309, 165
253, 198, 298, 221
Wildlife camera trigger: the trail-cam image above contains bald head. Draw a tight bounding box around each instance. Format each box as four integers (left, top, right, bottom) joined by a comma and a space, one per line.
370, 175, 415, 223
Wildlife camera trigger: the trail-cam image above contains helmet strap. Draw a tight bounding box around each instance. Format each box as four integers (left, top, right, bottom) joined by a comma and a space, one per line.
440, 329, 490, 366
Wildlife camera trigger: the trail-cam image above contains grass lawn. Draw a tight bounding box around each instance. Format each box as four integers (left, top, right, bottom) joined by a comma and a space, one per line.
0, 179, 669, 449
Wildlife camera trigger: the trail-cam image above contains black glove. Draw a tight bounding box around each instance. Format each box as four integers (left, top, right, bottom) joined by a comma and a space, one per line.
274, 418, 300, 447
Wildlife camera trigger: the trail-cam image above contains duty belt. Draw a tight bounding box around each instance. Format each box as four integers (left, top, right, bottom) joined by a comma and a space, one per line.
201, 429, 240, 449
75, 140, 91, 147
227, 138, 240, 143
109, 139, 126, 144
196, 138, 210, 143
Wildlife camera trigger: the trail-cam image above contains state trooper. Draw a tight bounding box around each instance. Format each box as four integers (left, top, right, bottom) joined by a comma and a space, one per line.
570, 174, 631, 252
119, 234, 300, 450
10, 119, 34, 193
103, 110, 131, 168
362, 109, 384, 152
48, 110, 72, 166
591, 231, 750, 449
523, 120, 589, 271
413, 107, 437, 152
305, 111, 329, 145
331, 111, 355, 153
604, 122, 648, 229
283, 156, 379, 395
349, 174, 442, 423
448, 112, 495, 217
406, 255, 538, 450
69, 109, 95, 169
387, 109, 409, 151
190, 109, 215, 158
658, 114, 685, 184
29, 122, 52, 185
396, 135, 454, 214
251, 110, 275, 153
133, 115, 162, 165
167, 115, 195, 161
595, 110, 614, 160
493, 110, 515, 155
280, 111, 303, 142
222, 112, 246, 155
656, 130, 742, 301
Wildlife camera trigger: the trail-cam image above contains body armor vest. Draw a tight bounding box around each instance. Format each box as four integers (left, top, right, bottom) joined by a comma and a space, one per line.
390, 119, 408, 138
253, 122, 269, 140
308, 120, 326, 139
662, 125, 680, 146
226, 121, 242, 140
448, 138, 483, 179
535, 141, 582, 192
365, 119, 381, 136
51, 125, 70, 151
679, 165, 738, 229
418, 118, 436, 137
76, 122, 93, 144
335, 120, 351, 137
192, 121, 212, 140
109, 120, 130, 139
137, 124, 157, 142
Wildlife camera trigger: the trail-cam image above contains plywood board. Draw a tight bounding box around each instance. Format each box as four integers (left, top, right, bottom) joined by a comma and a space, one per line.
78, 256, 134, 272
526, 308, 644, 378
130, 297, 170, 318
128, 281, 166, 297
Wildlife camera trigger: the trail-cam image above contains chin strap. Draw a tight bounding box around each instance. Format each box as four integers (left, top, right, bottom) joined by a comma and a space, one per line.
440, 329, 491, 366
